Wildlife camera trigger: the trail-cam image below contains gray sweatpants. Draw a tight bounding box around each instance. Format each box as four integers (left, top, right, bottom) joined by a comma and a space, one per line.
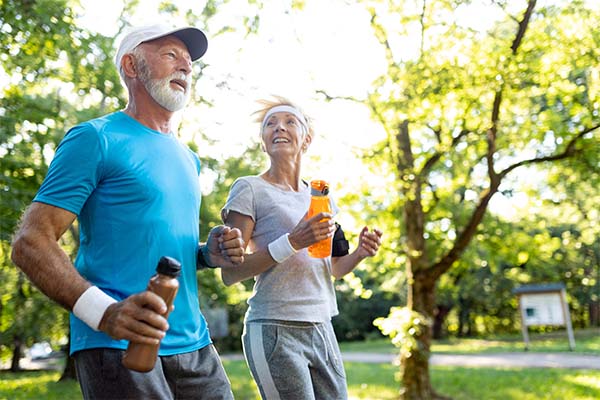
74, 344, 234, 400
242, 320, 348, 400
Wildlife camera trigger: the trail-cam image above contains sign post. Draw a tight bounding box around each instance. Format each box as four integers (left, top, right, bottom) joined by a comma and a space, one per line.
513, 283, 575, 351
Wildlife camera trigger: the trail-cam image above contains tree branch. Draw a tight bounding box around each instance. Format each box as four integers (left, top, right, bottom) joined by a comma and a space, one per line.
420, 129, 470, 178
419, 0, 428, 57
498, 123, 600, 179
511, 0, 537, 55
428, 0, 537, 281
368, 7, 395, 67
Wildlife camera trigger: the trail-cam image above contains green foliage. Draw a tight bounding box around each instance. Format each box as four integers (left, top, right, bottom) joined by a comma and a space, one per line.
374, 307, 432, 364
363, 3, 599, 395
363, 0, 600, 268
333, 285, 402, 342
363, 0, 599, 327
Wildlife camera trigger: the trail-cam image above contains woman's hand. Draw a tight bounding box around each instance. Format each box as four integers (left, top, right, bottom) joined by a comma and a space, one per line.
356, 226, 383, 259
288, 212, 336, 250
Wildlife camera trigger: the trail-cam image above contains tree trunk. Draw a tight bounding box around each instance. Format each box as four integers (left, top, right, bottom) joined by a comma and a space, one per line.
59, 333, 77, 381
10, 335, 23, 372
60, 355, 77, 381
432, 305, 451, 340
590, 302, 599, 327
401, 276, 451, 400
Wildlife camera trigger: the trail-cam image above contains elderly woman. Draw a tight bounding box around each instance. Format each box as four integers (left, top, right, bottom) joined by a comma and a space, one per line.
221, 95, 382, 399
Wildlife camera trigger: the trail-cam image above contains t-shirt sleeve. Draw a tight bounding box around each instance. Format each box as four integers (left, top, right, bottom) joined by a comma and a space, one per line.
33, 123, 103, 215
221, 178, 256, 222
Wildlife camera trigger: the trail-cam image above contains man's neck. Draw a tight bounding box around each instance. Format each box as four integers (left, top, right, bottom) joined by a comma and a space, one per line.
124, 89, 174, 134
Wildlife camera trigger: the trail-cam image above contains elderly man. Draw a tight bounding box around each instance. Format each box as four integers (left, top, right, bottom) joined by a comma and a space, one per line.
11, 24, 243, 399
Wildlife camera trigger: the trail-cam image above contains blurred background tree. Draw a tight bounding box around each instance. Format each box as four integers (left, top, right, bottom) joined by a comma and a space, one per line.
361, 0, 599, 398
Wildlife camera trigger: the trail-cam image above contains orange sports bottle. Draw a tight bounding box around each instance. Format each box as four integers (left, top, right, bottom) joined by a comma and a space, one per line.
122, 256, 181, 372
307, 180, 333, 258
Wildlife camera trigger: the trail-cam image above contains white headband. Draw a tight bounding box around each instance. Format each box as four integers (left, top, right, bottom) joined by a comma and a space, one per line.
261, 105, 308, 133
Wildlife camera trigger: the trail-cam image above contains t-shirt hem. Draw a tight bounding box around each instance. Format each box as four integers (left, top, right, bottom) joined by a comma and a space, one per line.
245, 311, 339, 324
69, 339, 212, 357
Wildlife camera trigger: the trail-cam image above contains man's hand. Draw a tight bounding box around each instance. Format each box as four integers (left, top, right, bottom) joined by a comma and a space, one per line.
98, 292, 170, 345
205, 225, 245, 268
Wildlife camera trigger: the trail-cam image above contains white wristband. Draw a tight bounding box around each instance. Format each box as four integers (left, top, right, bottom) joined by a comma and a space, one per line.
72, 286, 117, 331
268, 233, 298, 263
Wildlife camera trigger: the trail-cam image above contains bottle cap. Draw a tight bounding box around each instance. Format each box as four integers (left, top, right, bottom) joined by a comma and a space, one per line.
310, 180, 329, 196
156, 256, 181, 277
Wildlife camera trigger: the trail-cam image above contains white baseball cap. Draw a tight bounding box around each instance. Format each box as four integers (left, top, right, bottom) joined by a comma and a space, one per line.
114, 24, 208, 69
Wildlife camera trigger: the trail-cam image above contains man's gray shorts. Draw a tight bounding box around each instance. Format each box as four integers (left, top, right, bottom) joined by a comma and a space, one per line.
74, 344, 233, 399
243, 320, 348, 400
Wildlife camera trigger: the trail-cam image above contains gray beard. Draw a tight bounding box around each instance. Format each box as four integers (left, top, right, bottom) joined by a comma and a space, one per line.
143, 75, 191, 112
135, 56, 191, 112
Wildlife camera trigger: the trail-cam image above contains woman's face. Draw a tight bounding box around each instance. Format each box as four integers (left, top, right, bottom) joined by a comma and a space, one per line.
261, 112, 310, 158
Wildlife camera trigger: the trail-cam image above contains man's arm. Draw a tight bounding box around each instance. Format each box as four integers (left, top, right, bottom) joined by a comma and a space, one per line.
11, 202, 169, 345
11, 202, 90, 309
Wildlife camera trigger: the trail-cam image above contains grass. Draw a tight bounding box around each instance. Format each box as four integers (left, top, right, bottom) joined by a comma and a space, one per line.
339, 327, 600, 355
0, 371, 81, 400
1, 329, 599, 399
2, 362, 599, 400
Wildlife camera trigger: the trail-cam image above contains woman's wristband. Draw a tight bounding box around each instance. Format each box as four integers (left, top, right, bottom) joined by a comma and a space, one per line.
72, 286, 117, 331
268, 233, 297, 263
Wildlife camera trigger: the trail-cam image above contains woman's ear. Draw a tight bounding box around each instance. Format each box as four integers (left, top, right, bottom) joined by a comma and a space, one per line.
303, 133, 312, 148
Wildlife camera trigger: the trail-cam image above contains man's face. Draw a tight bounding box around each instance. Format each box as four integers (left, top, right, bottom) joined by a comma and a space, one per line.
134, 36, 193, 112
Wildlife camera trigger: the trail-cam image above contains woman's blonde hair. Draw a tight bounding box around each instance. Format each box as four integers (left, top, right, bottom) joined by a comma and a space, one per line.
253, 95, 314, 141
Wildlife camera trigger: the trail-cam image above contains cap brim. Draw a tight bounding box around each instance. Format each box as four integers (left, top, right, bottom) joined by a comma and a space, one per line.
146, 27, 208, 62
171, 27, 208, 62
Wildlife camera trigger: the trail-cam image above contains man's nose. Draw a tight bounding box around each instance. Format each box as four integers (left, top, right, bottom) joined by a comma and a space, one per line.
178, 57, 192, 74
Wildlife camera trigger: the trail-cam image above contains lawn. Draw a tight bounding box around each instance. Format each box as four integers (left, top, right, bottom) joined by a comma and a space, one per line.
339, 327, 600, 355
1, 329, 599, 400
2, 362, 599, 400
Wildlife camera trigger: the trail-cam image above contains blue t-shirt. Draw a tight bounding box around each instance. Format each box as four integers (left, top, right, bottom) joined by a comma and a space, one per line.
34, 111, 211, 355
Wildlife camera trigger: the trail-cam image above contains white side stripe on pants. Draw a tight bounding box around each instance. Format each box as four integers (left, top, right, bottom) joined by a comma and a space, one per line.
248, 323, 281, 400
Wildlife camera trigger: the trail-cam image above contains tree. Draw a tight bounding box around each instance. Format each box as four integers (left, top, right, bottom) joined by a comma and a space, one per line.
362, 0, 600, 398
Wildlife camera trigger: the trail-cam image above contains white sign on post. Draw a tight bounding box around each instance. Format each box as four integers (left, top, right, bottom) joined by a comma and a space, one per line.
514, 283, 575, 351
520, 293, 565, 326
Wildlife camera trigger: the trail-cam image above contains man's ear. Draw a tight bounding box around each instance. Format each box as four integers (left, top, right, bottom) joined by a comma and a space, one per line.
121, 53, 138, 78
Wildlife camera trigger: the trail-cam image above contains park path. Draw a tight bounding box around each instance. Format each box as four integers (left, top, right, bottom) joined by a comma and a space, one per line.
10, 351, 600, 371
338, 352, 600, 370
220, 352, 600, 370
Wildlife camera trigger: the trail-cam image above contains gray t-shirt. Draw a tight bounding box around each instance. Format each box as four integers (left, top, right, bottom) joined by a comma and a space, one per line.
221, 176, 339, 323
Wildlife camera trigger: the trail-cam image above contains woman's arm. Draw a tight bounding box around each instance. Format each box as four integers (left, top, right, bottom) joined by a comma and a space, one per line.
221, 210, 336, 286
331, 226, 383, 279
220, 211, 278, 286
